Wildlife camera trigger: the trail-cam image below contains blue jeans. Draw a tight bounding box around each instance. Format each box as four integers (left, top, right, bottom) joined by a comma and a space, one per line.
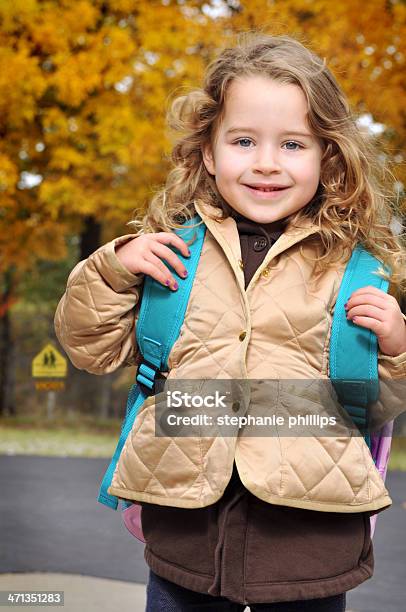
146, 570, 346, 611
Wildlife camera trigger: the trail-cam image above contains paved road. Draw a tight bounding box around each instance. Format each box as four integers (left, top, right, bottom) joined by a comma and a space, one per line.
0, 456, 404, 611
0, 456, 147, 582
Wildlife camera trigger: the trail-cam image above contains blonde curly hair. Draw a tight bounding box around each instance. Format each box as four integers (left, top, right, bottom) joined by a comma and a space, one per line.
129, 32, 405, 294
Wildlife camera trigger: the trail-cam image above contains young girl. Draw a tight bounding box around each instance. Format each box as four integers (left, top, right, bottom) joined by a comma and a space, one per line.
55, 33, 406, 611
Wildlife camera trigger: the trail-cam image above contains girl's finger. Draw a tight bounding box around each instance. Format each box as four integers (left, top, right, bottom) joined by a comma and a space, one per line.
351, 315, 383, 335
143, 253, 177, 287
350, 285, 386, 295
139, 257, 178, 290
349, 286, 392, 301
149, 242, 189, 280
151, 232, 191, 259
345, 294, 388, 312
347, 304, 387, 322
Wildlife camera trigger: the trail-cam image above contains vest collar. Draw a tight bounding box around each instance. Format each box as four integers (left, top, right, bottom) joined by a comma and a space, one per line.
193, 199, 321, 266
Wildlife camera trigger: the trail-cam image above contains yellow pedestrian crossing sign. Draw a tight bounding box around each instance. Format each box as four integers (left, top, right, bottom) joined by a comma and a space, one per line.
32, 343, 67, 378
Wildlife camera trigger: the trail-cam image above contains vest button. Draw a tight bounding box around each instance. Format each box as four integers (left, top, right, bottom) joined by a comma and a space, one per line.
232, 401, 240, 412
253, 237, 268, 251
261, 268, 270, 278
239, 331, 246, 341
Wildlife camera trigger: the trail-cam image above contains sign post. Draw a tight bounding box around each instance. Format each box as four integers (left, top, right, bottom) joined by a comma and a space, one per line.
32, 343, 67, 419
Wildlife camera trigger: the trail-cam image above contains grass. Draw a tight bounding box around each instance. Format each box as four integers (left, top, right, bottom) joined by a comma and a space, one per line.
386, 437, 406, 471
0, 427, 118, 458
1, 416, 405, 468
0, 415, 121, 458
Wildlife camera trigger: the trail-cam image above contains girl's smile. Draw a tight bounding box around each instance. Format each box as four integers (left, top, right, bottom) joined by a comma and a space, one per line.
242, 184, 291, 199
202, 75, 323, 224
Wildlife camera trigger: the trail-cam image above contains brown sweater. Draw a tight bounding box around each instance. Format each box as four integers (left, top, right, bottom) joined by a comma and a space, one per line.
140, 214, 374, 605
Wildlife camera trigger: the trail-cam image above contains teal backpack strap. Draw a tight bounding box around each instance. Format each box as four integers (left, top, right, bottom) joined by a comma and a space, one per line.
98, 214, 206, 509
330, 245, 390, 447
136, 215, 205, 386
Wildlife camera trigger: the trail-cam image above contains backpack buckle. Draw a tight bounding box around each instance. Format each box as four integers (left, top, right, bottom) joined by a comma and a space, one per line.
136, 361, 165, 396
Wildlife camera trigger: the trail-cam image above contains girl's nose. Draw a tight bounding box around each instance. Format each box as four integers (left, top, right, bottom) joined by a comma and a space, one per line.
253, 147, 282, 174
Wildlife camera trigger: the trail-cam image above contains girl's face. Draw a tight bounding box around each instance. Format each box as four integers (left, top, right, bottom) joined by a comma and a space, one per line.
202, 75, 323, 224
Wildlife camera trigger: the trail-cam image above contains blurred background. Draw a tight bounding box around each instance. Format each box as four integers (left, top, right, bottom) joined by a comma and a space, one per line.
1, 0, 405, 445
0, 1, 405, 610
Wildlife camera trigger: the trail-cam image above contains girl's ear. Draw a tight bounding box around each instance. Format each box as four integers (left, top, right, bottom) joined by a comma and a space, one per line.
201, 143, 215, 176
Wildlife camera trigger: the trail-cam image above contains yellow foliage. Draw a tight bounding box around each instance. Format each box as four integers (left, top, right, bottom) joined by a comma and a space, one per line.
51, 50, 105, 106
60, 1, 99, 35
38, 177, 95, 218
0, 0, 404, 285
0, 48, 46, 128
0, 0, 39, 33
48, 147, 89, 172
223, 0, 405, 194
42, 108, 78, 143
0, 154, 18, 194
108, 0, 140, 12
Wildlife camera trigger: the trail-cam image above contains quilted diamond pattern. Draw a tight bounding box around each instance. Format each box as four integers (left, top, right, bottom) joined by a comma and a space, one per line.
109, 201, 393, 513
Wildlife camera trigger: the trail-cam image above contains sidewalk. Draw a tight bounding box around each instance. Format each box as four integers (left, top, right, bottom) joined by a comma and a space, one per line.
0, 574, 360, 611
0, 573, 146, 611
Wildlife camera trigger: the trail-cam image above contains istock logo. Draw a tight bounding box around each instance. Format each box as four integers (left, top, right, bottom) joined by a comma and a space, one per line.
166, 390, 229, 408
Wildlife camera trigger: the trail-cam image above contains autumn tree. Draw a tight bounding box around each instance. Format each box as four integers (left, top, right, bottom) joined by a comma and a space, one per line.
0, 0, 222, 413
0, 0, 404, 413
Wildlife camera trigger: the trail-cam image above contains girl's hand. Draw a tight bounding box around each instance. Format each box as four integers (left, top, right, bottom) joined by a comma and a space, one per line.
115, 233, 190, 291
345, 286, 406, 357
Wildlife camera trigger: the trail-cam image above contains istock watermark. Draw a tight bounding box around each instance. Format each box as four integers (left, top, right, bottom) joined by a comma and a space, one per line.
151, 379, 406, 438
166, 390, 228, 408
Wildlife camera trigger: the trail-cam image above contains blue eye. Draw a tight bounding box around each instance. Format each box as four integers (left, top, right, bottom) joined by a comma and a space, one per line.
283, 141, 302, 150
235, 138, 253, 148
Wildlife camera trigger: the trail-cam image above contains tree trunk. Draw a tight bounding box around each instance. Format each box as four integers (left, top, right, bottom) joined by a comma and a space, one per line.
99, 373, 113, 419
80, 215, 101, 260
0, 269, 16, 416
77, 216, 102, 414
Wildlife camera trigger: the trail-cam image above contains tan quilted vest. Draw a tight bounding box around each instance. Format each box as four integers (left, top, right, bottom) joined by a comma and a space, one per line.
108, 200, 393, 513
